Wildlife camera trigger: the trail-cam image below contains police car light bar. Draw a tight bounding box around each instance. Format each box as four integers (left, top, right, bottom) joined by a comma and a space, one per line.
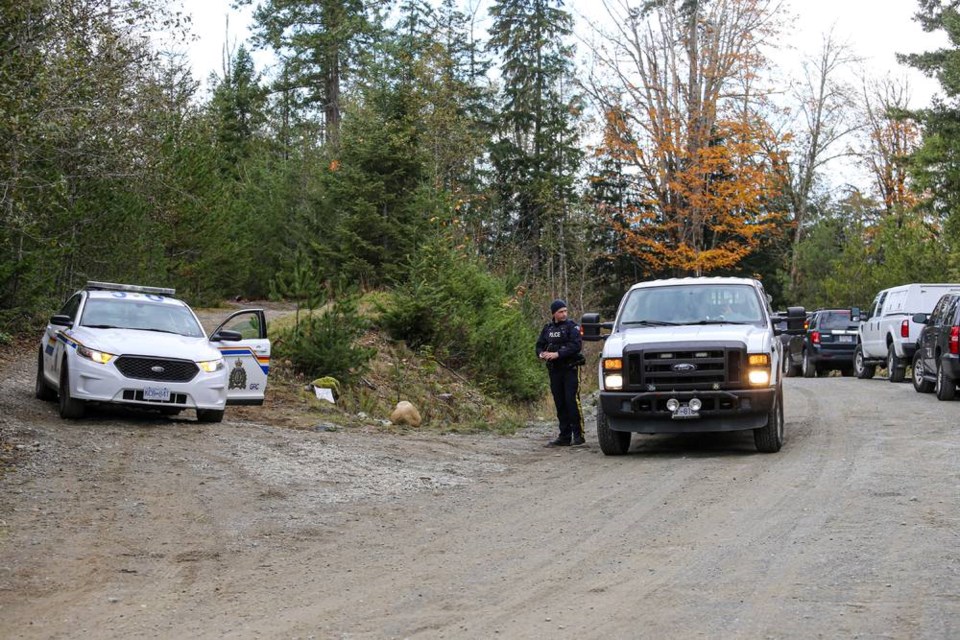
85, 281, 176, 296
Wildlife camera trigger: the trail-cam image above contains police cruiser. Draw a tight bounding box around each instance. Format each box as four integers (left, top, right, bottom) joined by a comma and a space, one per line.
35, 281, 270, 422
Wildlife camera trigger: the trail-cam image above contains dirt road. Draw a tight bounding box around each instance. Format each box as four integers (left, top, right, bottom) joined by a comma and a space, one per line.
1, 342, 958, 639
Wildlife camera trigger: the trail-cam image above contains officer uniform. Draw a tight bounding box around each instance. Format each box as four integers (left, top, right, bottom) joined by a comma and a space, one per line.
536, 299, 585, 446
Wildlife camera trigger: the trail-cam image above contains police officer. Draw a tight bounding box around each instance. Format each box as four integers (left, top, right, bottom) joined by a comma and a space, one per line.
536, 299, 585, 447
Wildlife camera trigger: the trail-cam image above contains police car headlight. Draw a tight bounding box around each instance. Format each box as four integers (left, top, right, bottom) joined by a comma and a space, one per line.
198, 358, 225, 373
604, 374, 624, 390
77, 344, 115, 364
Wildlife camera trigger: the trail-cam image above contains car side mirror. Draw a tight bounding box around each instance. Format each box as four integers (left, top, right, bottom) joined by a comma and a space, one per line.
912, 313, 928, 324
580, 313, 612, 342
50, 314, 73, 327
210, 329, 243, 342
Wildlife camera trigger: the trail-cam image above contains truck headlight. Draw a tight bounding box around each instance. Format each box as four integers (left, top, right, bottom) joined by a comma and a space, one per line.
198, 358, 225, 373
77, 344, 115, 364
604, 374, 624, 390
748, 369, 770, 385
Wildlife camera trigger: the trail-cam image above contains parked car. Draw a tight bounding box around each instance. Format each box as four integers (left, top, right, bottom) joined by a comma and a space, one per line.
36, 281, 270, 422
855, 283, 960, 382
783, 308, 860, 377
911, 292, 960, 400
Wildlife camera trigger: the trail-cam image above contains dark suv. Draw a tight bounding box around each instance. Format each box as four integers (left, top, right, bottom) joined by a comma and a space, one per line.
783, 309, 860, 378
911, 292, 960, 400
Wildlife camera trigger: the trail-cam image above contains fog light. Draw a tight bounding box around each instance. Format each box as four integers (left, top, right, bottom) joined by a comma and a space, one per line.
666, 398, 680, 412
689, 398, 702, 412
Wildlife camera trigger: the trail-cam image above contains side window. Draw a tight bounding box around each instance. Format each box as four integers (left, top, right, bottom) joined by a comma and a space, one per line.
221, 313, 262, 340
58, 294, 82, 321
931, 296, 949, 326
873, 292, 887, 317
947, 296, 960, 327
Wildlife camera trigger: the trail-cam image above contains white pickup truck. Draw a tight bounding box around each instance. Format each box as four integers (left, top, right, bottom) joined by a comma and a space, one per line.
855, 283, 960, 381
582, 277, 805, 455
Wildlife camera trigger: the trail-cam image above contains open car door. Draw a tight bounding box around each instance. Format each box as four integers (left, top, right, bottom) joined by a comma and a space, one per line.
213, 309, 270, 406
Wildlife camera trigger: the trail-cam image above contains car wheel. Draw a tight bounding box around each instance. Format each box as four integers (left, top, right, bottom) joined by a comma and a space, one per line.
596, 408, 630, 456
802, 350, 817, 378
35, 347, 56, 401
887, 345, 905, 383
58, 361, 86, 419
754, 387, 784, 453
854, 345, 875, 379
197, 409, 224, 423
912, 352, 934, 393
935, 359, 956, 401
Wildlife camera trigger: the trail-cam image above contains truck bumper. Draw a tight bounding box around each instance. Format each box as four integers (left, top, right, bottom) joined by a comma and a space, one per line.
599, 388, 776, 434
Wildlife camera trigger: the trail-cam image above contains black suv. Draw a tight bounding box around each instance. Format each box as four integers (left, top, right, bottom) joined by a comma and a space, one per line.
783, 309, 860, 378
911, 292, 960, 400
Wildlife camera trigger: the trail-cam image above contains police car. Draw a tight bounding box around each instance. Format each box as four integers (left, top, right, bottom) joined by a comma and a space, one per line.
35, 281, 270, 422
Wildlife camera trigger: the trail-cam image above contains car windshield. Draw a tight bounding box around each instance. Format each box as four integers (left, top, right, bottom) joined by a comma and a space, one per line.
819, 311, 855, 330
618, 284, 765, 326
80, 298, 204, 338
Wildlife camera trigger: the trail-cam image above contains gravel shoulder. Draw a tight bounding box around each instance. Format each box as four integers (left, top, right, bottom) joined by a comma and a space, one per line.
1, 333, 958, 638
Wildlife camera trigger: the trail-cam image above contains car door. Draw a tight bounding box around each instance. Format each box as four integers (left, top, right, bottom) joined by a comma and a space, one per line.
213, 309, 270, 405
44, 293, 83, 385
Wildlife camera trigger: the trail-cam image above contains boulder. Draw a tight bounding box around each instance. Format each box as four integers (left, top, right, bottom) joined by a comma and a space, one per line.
390, 400, 422, 428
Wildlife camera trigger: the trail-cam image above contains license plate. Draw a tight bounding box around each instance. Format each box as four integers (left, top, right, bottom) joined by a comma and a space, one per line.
839, 335, 854, 343
143, 386, 171, 401
672, 405, 700, 420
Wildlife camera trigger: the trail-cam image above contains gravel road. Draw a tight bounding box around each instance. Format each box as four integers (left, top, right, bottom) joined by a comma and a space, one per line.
1, 341, 958, 639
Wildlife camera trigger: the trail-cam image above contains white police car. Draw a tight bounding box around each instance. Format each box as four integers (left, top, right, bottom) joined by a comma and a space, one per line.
35, 282, 270, 422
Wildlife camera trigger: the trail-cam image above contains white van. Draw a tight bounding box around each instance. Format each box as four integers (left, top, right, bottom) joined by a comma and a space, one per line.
856, 283, 960, 381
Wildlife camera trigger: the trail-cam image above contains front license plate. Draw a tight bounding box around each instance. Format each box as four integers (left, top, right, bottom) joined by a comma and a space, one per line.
839, 335, 854, 343
672, 405, 700, 420
143, 386, 171, 402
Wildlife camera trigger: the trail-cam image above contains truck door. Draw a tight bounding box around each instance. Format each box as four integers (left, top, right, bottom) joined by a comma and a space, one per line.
213, 309, 270, 406
864, 292, 886, 357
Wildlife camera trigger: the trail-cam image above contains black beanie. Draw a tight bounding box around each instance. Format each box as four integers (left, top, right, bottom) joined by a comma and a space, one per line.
550, 299, 567, 315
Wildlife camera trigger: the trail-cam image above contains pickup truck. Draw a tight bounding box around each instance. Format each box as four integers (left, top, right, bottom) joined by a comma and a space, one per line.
855, 283, 960, 381
582, 277, 804, 455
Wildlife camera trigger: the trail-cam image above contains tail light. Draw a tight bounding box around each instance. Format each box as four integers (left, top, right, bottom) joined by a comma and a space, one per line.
901, 319, 909, 338
811, 331, 820, 345
951, 326, 959, 355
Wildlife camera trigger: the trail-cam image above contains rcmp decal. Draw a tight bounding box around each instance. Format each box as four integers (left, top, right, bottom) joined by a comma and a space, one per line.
217, 347, 270, 374
228, 358, 247, 390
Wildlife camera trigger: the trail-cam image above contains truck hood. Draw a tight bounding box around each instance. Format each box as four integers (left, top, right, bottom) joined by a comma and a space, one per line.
63, 327, 221, 362
603, 324, 772, 356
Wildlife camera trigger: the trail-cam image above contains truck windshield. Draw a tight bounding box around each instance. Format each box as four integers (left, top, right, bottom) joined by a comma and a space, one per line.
618, 284, 765, 326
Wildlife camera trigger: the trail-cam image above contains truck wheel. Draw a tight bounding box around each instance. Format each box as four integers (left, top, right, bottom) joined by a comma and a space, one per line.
887, 345, 905, 383
854, 345, 875, 379
197, 409, 224, 423
801, 350, 817, 378
58, 361, 86, 419
35, 347, 56, 401
935, 359, 956, 401
754, 388, 784, 453
912, 352, 934, 393
597, 408, 630, 456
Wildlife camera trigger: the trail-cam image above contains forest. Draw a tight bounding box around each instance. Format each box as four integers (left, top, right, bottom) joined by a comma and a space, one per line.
3, 0, 960, 401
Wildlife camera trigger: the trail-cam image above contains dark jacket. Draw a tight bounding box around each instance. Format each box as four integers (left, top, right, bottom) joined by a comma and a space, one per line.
536, 319, 583, 368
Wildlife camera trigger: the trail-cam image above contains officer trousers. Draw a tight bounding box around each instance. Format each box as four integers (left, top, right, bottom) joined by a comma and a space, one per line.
548, 365, 583, 441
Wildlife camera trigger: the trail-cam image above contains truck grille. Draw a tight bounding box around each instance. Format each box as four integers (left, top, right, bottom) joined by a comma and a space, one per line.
624, 346, 745, 390
115, 356, 199, 382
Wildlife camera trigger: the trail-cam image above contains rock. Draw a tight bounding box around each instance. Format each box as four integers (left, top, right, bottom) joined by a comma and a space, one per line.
390, 401, 422, 428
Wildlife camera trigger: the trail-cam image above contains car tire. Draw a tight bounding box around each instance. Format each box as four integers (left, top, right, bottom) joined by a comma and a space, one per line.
197, 409, 224, 423
754, 387, 784, 453
58, 361, 86, 419
887, 345, 906, 383
935, 359, 956, 401
854, 345, 875, 379
912, 352, 934, 393
802, 350, 817, 378
596, 408, 630, 456
35, 347, 56, 401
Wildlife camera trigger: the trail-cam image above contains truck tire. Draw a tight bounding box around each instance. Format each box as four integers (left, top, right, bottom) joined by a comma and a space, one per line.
754, 388, 784, 453
854, 345, 875, 379
801, 350, 817, 378
35, 347, 56, 401
935, 359, 956, 401
887, 345, 906, 383
912, 352, 934, 393
597, 408, 630, 456
58, 361, 86, 419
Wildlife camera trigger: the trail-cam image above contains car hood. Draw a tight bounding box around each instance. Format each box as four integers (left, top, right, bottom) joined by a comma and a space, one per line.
603, 324, 772, 356
64, 327, 221, 362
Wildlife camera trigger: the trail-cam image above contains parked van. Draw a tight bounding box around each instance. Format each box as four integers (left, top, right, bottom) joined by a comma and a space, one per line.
855, 283, 960, 381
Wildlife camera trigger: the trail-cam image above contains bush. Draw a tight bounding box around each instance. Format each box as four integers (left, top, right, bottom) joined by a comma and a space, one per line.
274, 295, 375, 384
